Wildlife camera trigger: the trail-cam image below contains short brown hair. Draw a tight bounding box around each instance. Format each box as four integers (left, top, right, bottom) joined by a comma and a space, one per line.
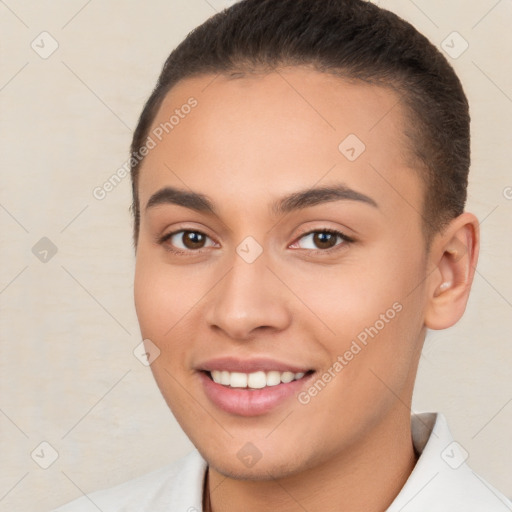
129, 0, 470, 248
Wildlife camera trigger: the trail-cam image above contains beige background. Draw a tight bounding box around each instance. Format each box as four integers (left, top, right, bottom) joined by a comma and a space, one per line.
0, 1, 511, 510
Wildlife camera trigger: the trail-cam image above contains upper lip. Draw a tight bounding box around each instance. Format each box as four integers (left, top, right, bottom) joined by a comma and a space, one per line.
197, 357, 312, 374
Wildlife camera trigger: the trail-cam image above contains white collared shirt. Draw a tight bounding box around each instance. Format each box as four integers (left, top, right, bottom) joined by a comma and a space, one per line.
52, 412, 512, 511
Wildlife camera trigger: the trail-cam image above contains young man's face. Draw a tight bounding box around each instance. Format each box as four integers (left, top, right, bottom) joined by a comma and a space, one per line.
134, 68, 431, 479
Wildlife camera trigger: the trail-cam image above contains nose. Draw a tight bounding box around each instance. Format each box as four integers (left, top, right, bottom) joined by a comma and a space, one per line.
204, 253, 292, 341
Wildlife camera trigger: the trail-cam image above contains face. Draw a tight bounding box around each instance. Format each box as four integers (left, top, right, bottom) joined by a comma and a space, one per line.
134, 67, 430, 479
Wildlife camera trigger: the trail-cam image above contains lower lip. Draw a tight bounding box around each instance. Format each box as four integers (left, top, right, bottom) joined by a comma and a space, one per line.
199, 372, 313, 417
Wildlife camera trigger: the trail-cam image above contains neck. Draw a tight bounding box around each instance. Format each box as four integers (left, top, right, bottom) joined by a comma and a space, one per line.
205, 410, 418, 512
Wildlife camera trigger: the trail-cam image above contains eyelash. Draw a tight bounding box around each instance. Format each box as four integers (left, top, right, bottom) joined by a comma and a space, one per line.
157, 227, 355, 257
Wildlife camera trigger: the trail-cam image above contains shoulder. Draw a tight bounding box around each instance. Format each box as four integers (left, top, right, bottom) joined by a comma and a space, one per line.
51, 449, 207, 512
388, 412, 512, 512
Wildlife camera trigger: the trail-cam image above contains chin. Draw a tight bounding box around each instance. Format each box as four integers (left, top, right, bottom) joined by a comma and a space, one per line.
207, 456, 305, 481
198, 441, 323, 482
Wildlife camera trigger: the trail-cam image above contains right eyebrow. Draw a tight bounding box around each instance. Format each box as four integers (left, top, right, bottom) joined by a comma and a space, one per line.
145, 187, 217, 214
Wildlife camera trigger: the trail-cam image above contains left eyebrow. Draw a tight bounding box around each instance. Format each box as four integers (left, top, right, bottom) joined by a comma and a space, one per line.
144, 184, 378, 216
271, 184, 379, 215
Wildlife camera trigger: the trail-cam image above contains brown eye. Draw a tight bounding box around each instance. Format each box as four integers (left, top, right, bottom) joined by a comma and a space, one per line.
161, 230, 216, 253
181, 231, 206, 249
311, 232, 338, 249
292, 229, 353, 252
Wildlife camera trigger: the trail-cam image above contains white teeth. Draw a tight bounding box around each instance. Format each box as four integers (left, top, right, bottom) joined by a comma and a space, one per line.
247, 371, 267, 389
266, 371, 281, 387
209, 370, 308, 389
220, 370, 230, 385
280, 371, 295, 383
230, 372, 248, 388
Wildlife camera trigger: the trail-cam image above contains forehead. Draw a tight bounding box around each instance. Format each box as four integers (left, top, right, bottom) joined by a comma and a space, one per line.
137, 67, 423, 222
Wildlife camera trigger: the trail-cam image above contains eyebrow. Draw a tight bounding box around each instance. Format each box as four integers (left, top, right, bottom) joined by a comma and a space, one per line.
145, 184, 378, 216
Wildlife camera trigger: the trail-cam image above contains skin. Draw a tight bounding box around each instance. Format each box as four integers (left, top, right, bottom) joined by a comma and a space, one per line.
133, 67, 479, 511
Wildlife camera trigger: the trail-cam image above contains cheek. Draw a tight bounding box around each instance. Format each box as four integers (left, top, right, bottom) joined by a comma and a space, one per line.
133, 250, 219, 384
287, 255, 415, 340
134, 250, 203, 339
323, 255, 426, 403
294, 243, 425, 387
133, 256, 195, 402
134, 259, 168, 338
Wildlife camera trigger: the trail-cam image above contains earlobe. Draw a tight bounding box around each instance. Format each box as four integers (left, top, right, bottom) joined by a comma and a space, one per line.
424, 212, 480, 330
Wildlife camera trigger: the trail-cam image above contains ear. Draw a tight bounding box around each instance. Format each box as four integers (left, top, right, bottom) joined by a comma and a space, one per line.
424, 212, 480, 330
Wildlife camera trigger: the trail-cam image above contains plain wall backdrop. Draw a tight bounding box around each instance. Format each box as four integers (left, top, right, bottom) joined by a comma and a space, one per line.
0, 1, 511, 510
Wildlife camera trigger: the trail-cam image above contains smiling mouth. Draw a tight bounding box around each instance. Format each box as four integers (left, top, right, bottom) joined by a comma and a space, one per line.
204, 369, 315, 390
